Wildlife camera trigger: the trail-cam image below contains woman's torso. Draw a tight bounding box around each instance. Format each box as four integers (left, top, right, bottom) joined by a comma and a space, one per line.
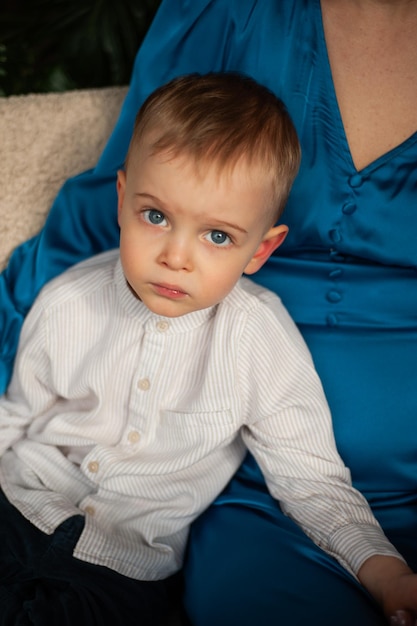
221, 0, 417, 521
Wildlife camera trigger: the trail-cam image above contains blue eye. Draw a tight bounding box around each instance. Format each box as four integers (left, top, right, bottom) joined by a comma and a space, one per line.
205, 230, 231, 246
143, 209, 167, 226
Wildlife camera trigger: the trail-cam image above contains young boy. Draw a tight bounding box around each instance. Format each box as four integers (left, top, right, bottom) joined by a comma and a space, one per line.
0, 73, 411, 625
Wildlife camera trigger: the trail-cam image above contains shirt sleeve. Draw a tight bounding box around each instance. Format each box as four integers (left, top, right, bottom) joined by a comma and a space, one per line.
0, 295, 54, 456
237, 294, 404, 576
0, 0, 257, 393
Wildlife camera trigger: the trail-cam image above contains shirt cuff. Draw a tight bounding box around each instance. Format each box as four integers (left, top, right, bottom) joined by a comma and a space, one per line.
329, 523, 406, 578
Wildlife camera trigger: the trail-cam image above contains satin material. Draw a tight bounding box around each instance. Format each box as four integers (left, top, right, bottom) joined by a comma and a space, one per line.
1, 1, 417, 624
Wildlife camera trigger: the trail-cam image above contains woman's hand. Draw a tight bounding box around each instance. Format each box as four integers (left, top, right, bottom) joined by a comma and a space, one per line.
390, 609, 416, 626
358, 556, 417, 625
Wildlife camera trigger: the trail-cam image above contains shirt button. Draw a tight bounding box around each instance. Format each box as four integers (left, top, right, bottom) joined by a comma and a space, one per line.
128, 430, 140, 444
326, 290, 342, 303
156, 320, 169, 332
349, 173, 363, 188
84, 506, 96, 516
138, 378, 150, 391
87, 461, 99, 473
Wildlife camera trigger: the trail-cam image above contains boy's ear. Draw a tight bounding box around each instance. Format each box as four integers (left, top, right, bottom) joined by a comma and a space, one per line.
116, 170, 126, 224
243, 224, 288, 275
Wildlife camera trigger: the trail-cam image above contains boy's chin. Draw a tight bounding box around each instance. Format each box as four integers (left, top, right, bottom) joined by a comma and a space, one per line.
142, 297, 194, 319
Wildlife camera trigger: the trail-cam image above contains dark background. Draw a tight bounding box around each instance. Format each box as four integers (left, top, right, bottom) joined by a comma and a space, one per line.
0, 0, 161, 96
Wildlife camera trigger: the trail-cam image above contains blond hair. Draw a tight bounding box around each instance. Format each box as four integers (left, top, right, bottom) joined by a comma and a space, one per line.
125, 72, 301, 221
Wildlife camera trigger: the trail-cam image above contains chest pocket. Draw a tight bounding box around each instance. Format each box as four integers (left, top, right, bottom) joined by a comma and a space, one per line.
158, 408, 236, 455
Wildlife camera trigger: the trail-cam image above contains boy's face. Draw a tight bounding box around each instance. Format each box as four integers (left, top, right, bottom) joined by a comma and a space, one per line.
117, 142, 287, 318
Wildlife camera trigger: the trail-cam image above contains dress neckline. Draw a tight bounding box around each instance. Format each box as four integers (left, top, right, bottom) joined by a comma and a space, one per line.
314, 0, 417, 175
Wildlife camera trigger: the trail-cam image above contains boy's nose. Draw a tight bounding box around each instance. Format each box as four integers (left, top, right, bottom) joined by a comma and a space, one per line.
157, 236, 192, 271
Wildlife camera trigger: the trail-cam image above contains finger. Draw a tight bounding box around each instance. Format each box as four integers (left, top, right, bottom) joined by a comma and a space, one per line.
389, 610, 414, 626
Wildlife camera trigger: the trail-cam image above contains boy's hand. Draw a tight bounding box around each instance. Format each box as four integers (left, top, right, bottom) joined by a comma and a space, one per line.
358, 556, 417, 625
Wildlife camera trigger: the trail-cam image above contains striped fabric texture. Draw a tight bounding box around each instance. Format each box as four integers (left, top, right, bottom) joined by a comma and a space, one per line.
0, 250, 401, 580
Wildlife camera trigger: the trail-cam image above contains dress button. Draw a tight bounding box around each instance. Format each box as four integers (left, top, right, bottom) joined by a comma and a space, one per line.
84, 506, 96, 516
348, 173, 363, 188
326, 314, 339, 327
88, 461, 99, 473
329, 229, 342, 243
329, 250, 345, 263
326, 290, 342, 303
342, 202, 357, 215
156, 320, 169, 332
128, 430, 140, 444
329, 269, 343, 279
138, 378, 150, 391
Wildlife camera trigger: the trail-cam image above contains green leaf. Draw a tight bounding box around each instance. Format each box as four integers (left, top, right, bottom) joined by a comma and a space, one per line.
0, 0, 161, 95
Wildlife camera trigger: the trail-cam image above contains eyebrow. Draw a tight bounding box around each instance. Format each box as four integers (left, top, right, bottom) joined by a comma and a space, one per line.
211, 220, 248, 235
134, 193, 248, 234
134, 192, 161, 202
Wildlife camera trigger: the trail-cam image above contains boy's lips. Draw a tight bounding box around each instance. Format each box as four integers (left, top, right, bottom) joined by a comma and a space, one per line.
151, 283, 188, 299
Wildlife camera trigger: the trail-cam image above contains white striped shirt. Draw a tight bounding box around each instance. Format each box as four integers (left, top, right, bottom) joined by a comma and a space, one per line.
0, 250, 401, 580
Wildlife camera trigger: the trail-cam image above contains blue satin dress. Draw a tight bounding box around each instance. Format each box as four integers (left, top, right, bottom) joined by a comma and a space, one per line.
1, 1, 416, 624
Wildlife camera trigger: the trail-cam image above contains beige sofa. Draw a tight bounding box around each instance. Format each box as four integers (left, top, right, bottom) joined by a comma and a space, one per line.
0, 86, 128, 271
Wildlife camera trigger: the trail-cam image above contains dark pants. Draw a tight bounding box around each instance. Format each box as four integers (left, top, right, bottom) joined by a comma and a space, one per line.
0, 489, 184, 625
